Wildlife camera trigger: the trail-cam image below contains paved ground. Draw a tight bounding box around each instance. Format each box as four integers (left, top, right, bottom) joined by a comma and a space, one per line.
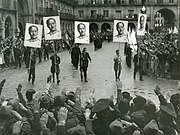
0, 41, 179, 106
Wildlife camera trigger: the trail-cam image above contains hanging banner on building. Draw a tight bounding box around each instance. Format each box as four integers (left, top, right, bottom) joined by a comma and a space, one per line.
75, 21, 89, 44
113, 20, 128, 43
24, 23, 43, 48
43, 16, 61, 40
137, 13, 147, 36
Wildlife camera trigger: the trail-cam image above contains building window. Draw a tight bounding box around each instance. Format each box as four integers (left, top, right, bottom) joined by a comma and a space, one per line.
91, 10, 96, 17
78, 10, 84, 18
157, 0, 163, 4
169, 0, 174, 3
116, 10, 122, 19
103, 10, 109, 17
91, 0, 96, 4
116, 0, 121, 4
128, 10, 134, 18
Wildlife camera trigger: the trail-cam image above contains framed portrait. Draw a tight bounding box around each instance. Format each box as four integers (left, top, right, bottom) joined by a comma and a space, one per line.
75, 21, 89, 44
137, 13, 147, 36
113, 20, 128, 43
43, 16, 61, 40
24, 23, 43, 48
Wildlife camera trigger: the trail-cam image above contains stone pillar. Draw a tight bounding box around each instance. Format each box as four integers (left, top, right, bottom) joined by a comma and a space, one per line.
171, 1, 180, 79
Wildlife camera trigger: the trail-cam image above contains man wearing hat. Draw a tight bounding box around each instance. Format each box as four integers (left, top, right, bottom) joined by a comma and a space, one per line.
90, 98, 117, 135
113, 50, 122, 81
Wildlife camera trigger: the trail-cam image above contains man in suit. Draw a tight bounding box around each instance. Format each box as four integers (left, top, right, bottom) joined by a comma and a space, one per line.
115, 22, 126, 38
138, 15, 145, 32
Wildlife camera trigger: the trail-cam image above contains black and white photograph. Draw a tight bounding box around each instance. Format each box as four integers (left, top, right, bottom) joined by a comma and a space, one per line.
75, 21, 89, 44
0, 1, 180, 135
24, 23, 43, 48
43, 16, 61, 40
113, 20, 128, 42
137, 13, 147, 36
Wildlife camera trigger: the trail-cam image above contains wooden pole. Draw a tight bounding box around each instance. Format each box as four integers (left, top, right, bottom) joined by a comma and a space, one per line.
28, 48, 32, 74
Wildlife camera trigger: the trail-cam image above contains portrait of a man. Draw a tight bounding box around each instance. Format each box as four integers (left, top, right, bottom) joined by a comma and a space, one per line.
113, 20, 128, 43
43, 16, 61, 40
24, 23, 43, 48
137, 14, 147, 36
77, 23, 88, 39
26, 25, 40, 42
46, 18, 59, 36
75, 21, 89, 44
115, 22, 125, 38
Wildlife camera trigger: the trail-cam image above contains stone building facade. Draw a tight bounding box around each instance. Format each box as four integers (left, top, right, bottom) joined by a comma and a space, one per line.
0, 0, 18, 38
74, 0, 179, 33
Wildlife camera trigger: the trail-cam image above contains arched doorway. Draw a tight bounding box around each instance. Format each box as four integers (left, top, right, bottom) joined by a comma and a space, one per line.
5, 16, 12, 38
155, 8, 175, 28
128, 23, 136, 32
90, 23, 99, 33
101, 23, 111, 32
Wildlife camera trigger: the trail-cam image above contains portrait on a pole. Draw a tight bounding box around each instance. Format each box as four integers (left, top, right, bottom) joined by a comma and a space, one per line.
43, 16, 61, 40
137, 13, 147, 36
113, 20, 128, 43
75, 21, 89, 44
24, 23, 43, 48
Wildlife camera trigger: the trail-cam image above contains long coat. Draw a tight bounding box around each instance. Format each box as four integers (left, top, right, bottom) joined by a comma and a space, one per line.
113, 54, 122, 71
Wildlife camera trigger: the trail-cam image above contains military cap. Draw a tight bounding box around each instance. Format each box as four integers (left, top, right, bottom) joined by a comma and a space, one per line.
143, 119, 159, 134
70, 125, 86, 135
133, 96, 146, 107
92, 98, 111, 113
109, 118, 123, 133
40, 94, 51, 104
160, 103, 177, 118
122, 91, 132, 101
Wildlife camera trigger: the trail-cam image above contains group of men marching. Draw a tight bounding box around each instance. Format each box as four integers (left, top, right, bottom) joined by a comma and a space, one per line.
71, 44, 91, 82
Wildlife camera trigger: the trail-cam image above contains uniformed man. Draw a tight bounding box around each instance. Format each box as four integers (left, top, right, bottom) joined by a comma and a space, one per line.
50, 52, 60, 84
133, 49, 143, 81
124, 43, 132, 68
114, 50, 122, 81
71, 43, 81, 69
28, 49, 36, 85
80, 47, 91, 82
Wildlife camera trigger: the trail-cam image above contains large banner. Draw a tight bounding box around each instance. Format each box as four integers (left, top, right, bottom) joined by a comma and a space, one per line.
24, 23, 43, 48
137, 13, 147, 36
113, 20, 128, 43
75, 21, 89, 44
43, 16, 61, 40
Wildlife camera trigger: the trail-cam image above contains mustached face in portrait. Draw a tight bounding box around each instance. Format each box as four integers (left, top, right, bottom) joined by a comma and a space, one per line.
75, 21, 89, 44
24, 23, 43, 48
43, 16, 61, 40
113, 20, 128, 42
27, 25, 40, 42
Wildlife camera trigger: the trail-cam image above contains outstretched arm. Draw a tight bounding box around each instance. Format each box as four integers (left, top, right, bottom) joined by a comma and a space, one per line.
0, 79, 6, 95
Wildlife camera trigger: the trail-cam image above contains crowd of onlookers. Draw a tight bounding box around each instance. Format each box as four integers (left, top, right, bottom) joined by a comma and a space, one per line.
136, 29, 179, 79
0, 31, 74, 69
0, 78, 180, 135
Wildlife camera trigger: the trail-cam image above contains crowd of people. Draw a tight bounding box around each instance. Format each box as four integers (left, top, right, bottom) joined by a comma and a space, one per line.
123, 29, 179, 80
0, 78, 180, 135
136, 30, 179, 79
0, 31, 74, 69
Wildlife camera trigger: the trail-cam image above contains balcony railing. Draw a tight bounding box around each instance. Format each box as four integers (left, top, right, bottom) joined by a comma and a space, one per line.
36, 7, 76, 20
78, 14, 150, 21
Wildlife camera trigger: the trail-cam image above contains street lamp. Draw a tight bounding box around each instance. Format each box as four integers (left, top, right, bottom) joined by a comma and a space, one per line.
141, 6, 146, 14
